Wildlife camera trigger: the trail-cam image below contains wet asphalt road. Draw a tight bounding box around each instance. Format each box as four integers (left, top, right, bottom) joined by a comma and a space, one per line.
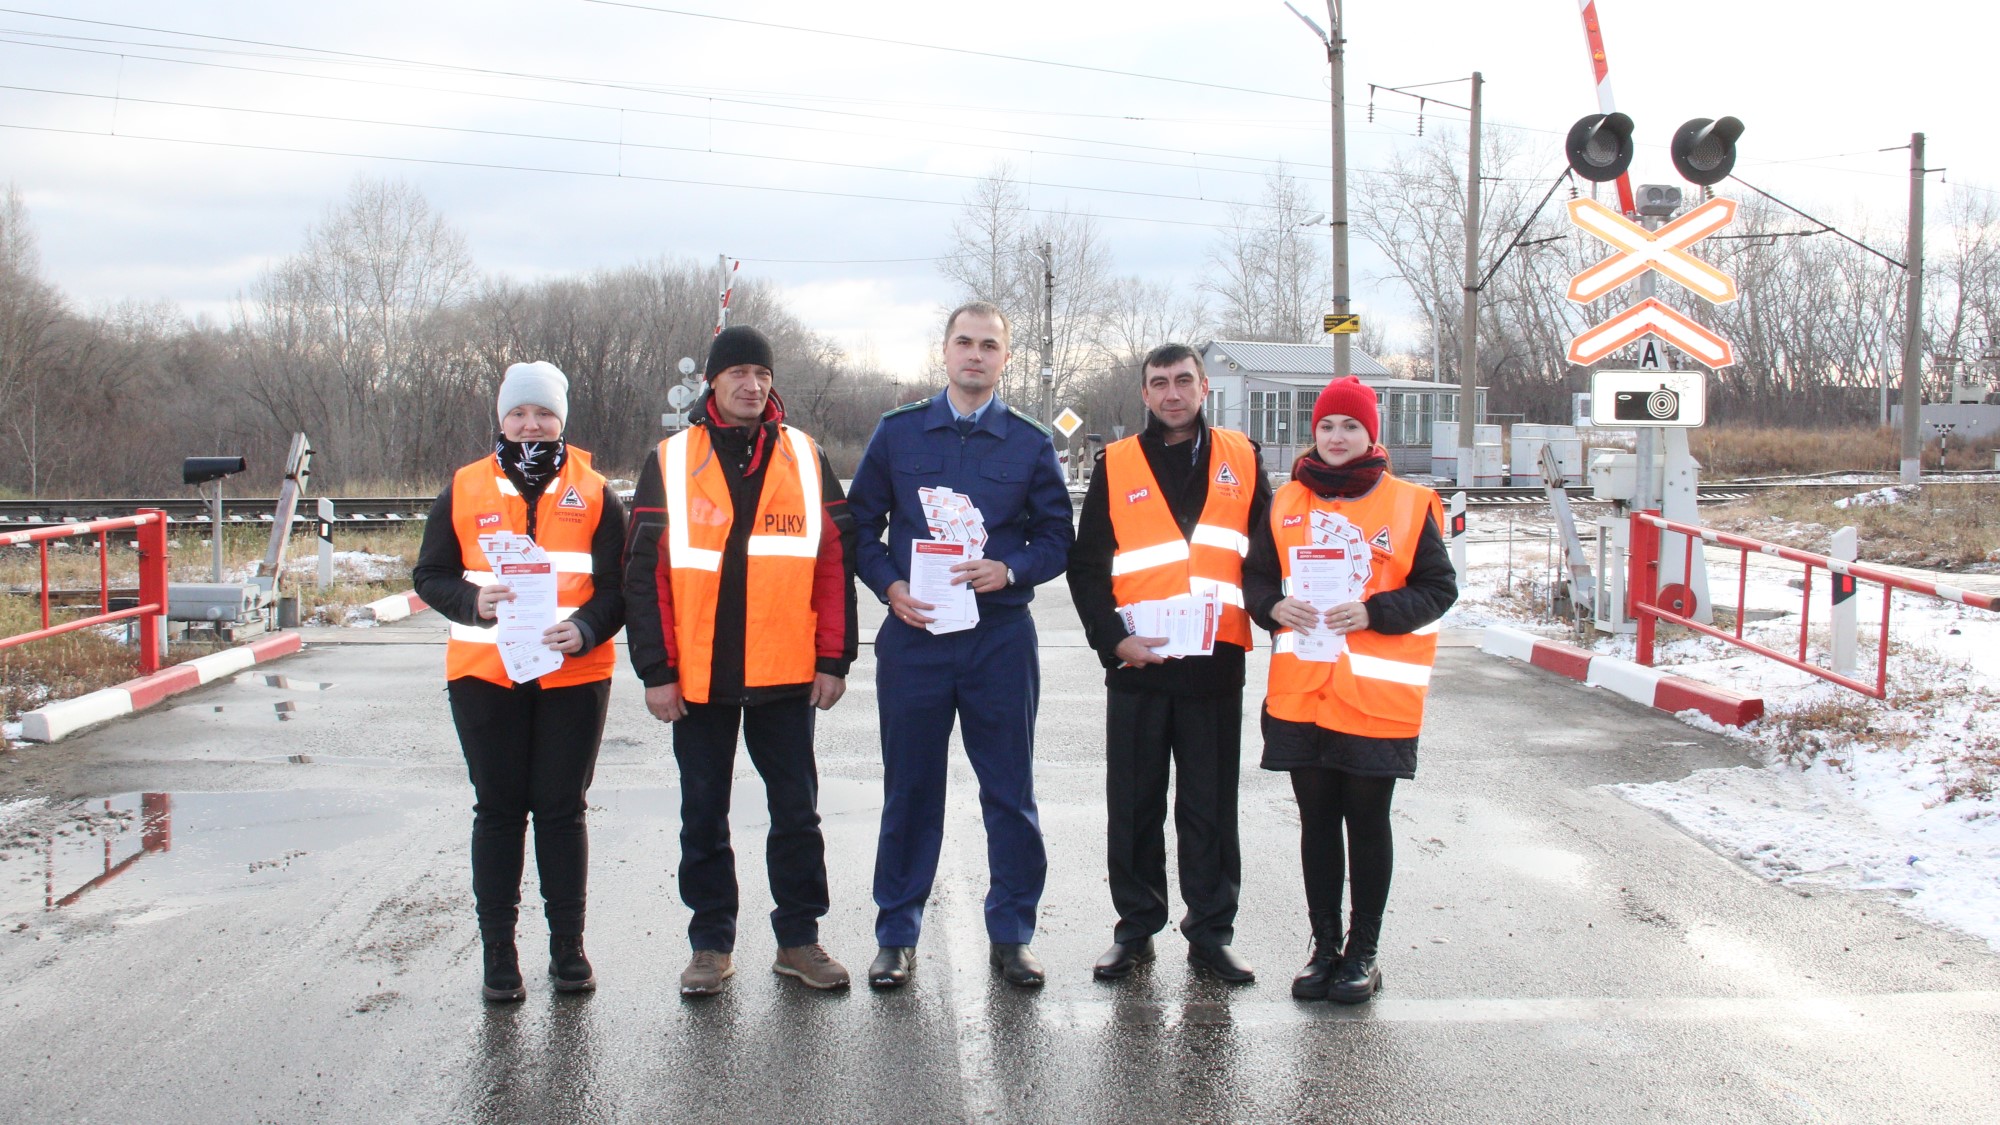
1, 582, 1997, 1124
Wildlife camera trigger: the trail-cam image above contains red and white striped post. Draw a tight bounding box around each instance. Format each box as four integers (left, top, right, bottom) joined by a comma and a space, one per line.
1577, 0, 1638, 217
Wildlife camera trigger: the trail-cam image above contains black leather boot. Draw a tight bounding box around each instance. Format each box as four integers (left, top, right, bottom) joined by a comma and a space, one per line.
1290, 915, 1343, 1000
549, 934, 596, 992
1330, 913, 1383, 1005
483, 940, 527, 1002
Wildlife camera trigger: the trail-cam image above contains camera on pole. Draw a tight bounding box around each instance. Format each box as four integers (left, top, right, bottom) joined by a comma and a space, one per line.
1564, 112, 1635, 182
1670, 116, 1744, 186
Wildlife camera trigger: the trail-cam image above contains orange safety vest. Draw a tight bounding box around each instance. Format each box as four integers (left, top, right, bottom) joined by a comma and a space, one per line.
445, 448, 615, 688
659, 423, 823, 704
1103, 427, 1255, 650
1265, 474, 1443, 739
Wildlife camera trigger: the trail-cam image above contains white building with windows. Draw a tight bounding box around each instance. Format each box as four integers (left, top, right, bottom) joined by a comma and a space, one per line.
1198, 339, 1484, 477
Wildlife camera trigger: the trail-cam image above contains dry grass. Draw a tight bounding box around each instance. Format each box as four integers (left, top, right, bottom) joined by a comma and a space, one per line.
1689, 425, 1993, 478
1704, 483, 2000, 569
2, 525, 426, 730
0, 596, 203, 725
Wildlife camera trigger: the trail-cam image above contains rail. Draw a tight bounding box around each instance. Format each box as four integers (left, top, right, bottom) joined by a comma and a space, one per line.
1628, 509, 2000, 699
0, 509, 169, 676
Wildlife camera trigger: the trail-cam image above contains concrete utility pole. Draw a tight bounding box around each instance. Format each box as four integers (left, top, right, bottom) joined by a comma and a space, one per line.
1899, 132, 1926, 484
1455, 71, 1483, 487
1040, 239, 1055, 427
1286, 1, 1349, 378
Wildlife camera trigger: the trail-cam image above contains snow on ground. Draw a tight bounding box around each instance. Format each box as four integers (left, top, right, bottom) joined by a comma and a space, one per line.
1444, 511, 2000, 951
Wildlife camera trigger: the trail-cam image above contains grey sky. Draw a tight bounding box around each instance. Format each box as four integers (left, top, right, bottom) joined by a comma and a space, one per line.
2, 1, 1990, 377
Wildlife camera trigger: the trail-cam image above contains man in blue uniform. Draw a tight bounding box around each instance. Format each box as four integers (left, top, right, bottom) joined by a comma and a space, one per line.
847, 300, 1075, 989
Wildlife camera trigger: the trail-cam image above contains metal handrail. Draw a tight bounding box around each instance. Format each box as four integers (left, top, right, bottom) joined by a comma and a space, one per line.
1, 509, 169, 675
1629, 509, 2000, 699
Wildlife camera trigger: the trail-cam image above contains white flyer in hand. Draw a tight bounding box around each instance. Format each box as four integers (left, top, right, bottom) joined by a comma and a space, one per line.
494, 557, 559, 644
918, 486, 986, 558
910, 538, 978, 635
1288, 545, 1367, 663
1117, 593, 1220, 659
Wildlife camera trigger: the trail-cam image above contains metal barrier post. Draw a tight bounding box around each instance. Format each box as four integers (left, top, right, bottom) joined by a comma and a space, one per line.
316, 497, 335, 591
136, 509, 167, 675
1447, 491, 1468, 586
1830, 525, 1858, 676
1630, 510, 1661, 666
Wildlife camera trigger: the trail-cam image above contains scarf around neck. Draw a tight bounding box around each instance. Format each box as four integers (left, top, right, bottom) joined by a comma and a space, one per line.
1292, 446, 1387, 499
494, 435, 567, 498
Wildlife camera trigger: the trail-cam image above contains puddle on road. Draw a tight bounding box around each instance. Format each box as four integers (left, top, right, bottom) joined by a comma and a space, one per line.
0, 780, 880, 925
0, 790, 435, 921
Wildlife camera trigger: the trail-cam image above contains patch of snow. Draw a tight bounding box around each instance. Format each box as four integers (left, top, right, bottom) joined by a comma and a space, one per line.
1453, 511, 2000, 950
1833, 485, 1916, 510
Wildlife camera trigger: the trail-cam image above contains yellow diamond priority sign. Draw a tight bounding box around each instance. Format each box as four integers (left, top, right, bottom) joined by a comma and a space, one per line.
1053, 407, 1084, 438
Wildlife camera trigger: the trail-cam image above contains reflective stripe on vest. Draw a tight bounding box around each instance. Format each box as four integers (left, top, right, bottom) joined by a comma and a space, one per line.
1103, 428, 1256, 650
444, 449, 614, 688
1264, 476, 1443, 739
659, 424, 822, 704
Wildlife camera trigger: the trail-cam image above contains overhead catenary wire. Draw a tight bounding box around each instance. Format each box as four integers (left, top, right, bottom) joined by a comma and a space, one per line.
1728, 175, 1907, 269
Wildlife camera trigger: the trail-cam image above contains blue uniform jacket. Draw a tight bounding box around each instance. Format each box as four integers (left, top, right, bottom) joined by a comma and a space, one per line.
848, 393, 1075, 611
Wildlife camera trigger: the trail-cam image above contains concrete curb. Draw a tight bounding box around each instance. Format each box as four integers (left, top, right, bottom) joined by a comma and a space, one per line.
1479, 625, 1764, 728
364, 591, 426, 622
19, 632, 305, 743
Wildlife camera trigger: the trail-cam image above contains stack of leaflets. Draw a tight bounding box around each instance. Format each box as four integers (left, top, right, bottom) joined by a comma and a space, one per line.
477, 532, 565, 683
1287, 509, 1373, 663
1116, 592, 1221, 659
911, 486, 986, 635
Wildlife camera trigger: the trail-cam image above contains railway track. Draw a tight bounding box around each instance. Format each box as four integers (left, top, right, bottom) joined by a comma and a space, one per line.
2, 475, 1990, 537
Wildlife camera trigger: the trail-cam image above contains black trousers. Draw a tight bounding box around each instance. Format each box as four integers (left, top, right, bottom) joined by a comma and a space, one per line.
1105, 685, 1243, 946
1289, 767, 1397, 928
447, 676, 610, 942
673, 696, 829, 952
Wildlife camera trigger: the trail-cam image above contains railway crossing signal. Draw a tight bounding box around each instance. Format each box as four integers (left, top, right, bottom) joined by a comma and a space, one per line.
1567, 197, 1739, 304
1670, 117, 1745, 186
1564, 112, 1635, 182
1568, 298, 1734, 369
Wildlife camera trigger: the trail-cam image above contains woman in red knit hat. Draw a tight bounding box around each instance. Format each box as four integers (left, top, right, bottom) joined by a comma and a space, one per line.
1242, 374, 1457, 1003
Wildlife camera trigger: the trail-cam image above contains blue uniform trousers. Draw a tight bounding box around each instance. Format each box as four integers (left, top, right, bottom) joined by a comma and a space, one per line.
872, 609, 1046, 946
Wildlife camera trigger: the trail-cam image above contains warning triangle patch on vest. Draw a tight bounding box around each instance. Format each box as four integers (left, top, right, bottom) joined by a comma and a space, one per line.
1369, 525, 1393, 554
1215, 460, 1239, 486
557, 485, 588, 510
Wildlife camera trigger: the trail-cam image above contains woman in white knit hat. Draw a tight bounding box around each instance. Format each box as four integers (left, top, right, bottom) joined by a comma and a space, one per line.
412, 360, 627, 1002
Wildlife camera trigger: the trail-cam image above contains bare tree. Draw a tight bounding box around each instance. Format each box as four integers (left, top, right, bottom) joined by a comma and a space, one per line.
0, 185, 67, 495
1203, 164, 1328, 343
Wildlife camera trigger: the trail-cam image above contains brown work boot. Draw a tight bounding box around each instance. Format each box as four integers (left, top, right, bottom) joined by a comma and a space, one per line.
773, 943, 851, 990
679, 949, 734, 997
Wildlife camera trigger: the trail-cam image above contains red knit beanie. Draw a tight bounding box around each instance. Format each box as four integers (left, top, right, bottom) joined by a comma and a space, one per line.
1311, 375, 1379, 444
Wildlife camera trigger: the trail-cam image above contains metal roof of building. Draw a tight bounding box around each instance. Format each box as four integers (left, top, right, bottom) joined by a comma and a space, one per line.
1202, 339, 1393, 378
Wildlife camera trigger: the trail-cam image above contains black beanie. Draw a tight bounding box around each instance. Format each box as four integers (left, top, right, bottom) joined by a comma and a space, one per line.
705, 325, 776, 378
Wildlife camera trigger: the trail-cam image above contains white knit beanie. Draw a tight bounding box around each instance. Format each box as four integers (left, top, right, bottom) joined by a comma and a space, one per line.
497, 361, 569, 423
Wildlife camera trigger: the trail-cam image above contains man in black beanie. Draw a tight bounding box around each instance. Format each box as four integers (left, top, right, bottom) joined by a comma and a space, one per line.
625, 324, 861, 996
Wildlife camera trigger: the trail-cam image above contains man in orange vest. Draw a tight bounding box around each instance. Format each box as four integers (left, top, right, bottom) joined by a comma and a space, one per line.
624, 326, 860, 997
1066, 343, 1270, 983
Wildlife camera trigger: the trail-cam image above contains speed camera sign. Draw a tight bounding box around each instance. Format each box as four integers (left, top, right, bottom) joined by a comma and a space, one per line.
1588, 368, 1707, 427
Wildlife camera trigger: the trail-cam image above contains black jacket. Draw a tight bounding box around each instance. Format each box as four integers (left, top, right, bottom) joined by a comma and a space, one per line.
1067, 412, 1271, 695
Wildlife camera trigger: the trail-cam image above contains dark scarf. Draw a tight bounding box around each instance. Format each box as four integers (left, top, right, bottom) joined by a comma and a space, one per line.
1292, 446, 1388, 499
494, 435, 567, 500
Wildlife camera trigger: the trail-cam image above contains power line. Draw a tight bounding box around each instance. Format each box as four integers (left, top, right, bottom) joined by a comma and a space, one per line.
0, 119, 1305, 235
0, 80, 1298, 213
579, 0, 1326, 104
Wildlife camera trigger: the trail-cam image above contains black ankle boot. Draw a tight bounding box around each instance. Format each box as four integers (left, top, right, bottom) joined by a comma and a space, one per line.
1330, 913, 1383, 1005
483, 940, 527, 1002
1291, 915, 1343, 1000
549, 934, 596, 992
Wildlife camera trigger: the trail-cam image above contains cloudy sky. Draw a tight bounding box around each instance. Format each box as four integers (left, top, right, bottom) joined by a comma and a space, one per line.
1, 1, 1992, 377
